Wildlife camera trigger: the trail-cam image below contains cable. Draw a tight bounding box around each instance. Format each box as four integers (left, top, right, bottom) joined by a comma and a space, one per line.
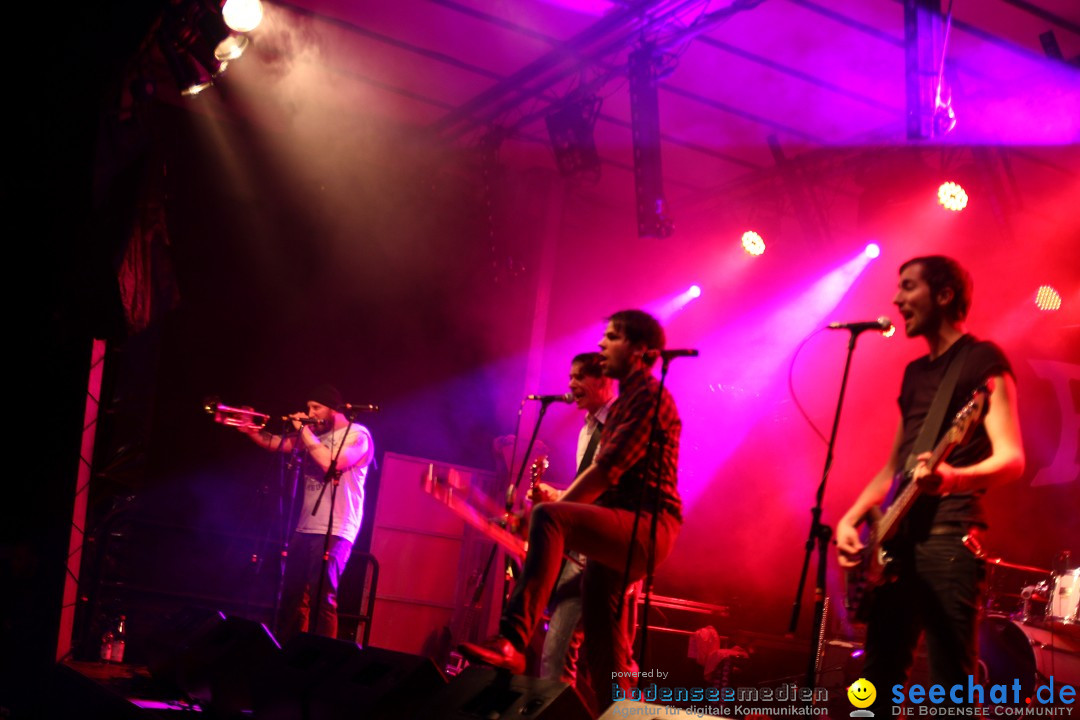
788, 326, 830, 445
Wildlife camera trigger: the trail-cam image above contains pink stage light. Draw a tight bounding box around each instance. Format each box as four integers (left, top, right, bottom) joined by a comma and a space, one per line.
741, 231, 765, 256
864, 242, 880, 259
688, 284, 702, 299
937, 181, 968, 211
1035, 285, 1062, 311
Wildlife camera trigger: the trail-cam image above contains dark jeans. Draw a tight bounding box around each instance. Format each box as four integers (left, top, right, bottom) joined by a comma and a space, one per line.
862, 532, 985, 715
278, 531, 353, 644
499, 502, 679, 709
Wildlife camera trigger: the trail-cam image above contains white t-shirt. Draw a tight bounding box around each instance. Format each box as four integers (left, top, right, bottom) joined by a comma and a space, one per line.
294, 422, 373, 543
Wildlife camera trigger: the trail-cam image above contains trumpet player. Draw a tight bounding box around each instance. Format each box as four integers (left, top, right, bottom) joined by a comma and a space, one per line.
238, 383, 374, 643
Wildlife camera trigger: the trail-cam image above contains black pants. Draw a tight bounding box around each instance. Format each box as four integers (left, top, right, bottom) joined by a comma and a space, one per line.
862, 532, 985, 714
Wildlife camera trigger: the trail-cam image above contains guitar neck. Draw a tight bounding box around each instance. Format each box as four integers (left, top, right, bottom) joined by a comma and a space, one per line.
875, 436, 956, 542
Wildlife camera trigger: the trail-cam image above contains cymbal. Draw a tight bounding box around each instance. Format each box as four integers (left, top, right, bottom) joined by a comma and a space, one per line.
985, 556, 1051, 575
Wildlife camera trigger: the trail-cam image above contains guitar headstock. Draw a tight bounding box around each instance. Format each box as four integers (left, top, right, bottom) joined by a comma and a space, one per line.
945, 380, 993, 445
529, 455, 550, 483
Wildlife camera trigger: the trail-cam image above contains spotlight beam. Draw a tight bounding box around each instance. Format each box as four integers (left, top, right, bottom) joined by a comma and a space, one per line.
674, 250, 877, 510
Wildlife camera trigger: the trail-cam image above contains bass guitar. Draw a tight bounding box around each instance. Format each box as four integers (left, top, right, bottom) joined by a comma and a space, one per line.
843, 383, 991, 622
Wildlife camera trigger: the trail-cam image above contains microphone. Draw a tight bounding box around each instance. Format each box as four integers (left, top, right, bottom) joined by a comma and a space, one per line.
526, 392, 574, 404
659, 348, 699, 361
827, 317, 893, 333
285, 416, 323, 425
339, 402, 380, 413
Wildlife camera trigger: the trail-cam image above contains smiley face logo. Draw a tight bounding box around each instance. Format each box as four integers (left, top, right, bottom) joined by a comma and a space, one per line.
848, 678, 876, 709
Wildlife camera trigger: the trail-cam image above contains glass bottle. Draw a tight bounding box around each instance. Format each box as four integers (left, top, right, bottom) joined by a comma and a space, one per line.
109, 615, 127, 663
100, 623, 114, 662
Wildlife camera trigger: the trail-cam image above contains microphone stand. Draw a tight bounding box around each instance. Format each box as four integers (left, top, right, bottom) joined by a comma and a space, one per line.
474, 397, 558, 617
273, 436, 305, 635
619, 357, 676, 669
505, 400, 555, 515
309, 418, 351, 637
788, 328, 864, 687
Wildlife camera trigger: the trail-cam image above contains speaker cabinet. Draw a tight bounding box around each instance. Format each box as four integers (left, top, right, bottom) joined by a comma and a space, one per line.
252, 633, 446, 720
146, 610, 281, 716
369, 453, 507, 659
45, 663, 148, 720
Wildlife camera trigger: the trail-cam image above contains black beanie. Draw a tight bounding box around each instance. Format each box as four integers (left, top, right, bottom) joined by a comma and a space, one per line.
306, 383, 343, 410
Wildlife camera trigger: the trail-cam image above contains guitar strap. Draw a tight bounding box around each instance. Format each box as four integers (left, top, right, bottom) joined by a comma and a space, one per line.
577, 421, 603, 474
902, 338, 974, 475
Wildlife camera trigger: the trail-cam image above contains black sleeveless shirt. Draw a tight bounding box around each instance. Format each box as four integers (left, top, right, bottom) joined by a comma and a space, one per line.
893, 334, 1012, 536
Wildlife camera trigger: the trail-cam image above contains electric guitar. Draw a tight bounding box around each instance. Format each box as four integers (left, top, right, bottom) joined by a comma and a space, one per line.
506, 455, 550, 538
843, 383, 991, 622
422, 463, 528, 559
527, 454, 550, 503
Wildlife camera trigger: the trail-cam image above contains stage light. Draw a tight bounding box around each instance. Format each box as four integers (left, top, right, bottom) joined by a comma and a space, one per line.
741, 231, 765, 256
223, 0, 263, 33
938, 181, 968, 212
934, 102, 957, 136
651, 284, 702, 321
864, 243, 880, 259
188, 0, 250, 62
183, 29, 231, 77
156, 0, 254, 96
213, 34, 249, 62
159, 34, 213, 96
1035, 285, 1062, 311
933, 87, 957, 137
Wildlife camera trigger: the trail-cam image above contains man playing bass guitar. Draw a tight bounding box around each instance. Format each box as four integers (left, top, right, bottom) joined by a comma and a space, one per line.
836, 256, 1024, 714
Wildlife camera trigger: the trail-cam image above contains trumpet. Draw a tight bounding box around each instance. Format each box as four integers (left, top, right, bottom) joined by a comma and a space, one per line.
204, 397, 270, 431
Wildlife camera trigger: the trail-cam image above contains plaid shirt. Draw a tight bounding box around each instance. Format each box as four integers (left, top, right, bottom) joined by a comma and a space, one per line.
592, 367, 682, 522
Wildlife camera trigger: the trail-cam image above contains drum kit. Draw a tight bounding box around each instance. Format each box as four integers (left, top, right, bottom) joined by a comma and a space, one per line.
979, 552, 1079, 698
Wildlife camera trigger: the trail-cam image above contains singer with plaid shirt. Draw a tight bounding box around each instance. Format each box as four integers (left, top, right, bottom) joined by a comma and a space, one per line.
461, 310, 682, 710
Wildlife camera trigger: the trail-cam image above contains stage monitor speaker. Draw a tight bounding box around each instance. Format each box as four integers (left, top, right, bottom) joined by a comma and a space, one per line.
44, 663, 147, 720
252, 633, 446, 720
147, 610, 281, 717
597, 700, 719, 719
413, 665, 591, 720
144, 606, 229, 695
